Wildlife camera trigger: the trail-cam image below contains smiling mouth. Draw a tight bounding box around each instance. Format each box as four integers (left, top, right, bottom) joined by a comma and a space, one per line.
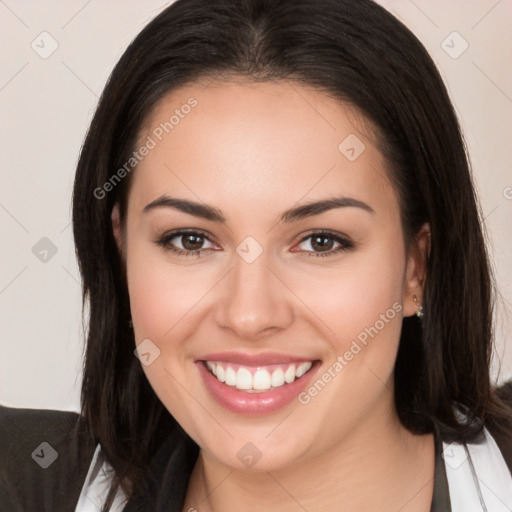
203, 360, 315, 393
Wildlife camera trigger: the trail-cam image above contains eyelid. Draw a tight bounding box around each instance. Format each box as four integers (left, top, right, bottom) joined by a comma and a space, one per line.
155, 228, 219, 250
293, 229, 354, 255
296, 228, 350, 242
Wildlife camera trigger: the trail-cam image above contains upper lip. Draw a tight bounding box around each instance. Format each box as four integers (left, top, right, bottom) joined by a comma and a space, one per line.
198, 351, 317, 366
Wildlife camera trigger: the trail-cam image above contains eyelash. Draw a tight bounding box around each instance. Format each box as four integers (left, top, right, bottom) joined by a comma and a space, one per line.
154, 229, 354, 258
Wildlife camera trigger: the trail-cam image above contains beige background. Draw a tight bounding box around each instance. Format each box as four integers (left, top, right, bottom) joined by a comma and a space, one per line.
0, 0, 511, 412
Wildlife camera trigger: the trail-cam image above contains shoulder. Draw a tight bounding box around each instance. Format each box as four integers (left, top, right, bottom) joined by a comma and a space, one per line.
0, 403, 97, 512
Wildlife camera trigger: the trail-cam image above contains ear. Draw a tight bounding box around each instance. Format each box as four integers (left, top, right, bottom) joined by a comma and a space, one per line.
402, 222, 430, 317
111, 203, 123, 254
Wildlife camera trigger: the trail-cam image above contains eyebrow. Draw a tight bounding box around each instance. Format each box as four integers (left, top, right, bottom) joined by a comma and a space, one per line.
142, 195, 374, 223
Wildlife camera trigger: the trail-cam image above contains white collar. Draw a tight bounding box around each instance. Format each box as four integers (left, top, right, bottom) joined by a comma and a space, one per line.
74, 443, 127, 512
443, 425, 512, 511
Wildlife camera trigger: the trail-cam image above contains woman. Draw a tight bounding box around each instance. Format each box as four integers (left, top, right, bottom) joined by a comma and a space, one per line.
1, 0, 511, 510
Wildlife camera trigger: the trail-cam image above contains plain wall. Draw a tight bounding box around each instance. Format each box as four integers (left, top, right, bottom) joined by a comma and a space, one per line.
0, 0, 511, 412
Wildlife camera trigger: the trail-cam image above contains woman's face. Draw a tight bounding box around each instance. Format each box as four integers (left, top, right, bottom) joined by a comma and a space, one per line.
115, 80, 427, 471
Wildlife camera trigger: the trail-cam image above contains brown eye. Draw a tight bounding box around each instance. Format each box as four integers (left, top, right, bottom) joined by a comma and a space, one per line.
294, 231, 354, 258
180, 233, 205, 250
155, 229, 217, 256
310, 235, 335, 252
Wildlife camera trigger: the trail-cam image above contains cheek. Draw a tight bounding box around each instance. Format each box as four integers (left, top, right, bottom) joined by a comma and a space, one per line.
124, 242, 207, 423
290, 234, 406, 351
127, 265, 187, 338
125, 235, 211, 342
289, 240, 406, 437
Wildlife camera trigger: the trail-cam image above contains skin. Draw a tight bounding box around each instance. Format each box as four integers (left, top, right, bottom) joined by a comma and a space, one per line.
112, 79, 433, 512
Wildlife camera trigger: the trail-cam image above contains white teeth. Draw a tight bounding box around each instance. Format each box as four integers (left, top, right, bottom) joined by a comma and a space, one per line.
205, 361, 313, 391
225, 366, 237, 386
296, 362, 312, 378
253, 369, 272, 390
284, 365, 296, 383
236, 367, 253, 390
271, 368, 285, 387
216, 363, 225, 383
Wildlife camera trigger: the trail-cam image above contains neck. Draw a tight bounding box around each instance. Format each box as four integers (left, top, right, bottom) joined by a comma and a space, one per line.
184, 401, 435, 512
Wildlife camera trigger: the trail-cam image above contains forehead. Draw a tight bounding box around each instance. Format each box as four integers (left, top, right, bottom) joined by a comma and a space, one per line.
129, 79, 395, 219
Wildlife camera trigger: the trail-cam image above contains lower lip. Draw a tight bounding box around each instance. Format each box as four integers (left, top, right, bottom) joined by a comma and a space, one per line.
196, 360, 321, 415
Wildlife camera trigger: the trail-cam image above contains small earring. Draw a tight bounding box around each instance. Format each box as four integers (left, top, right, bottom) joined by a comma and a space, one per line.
128, 318, 133, 329
413, 295, 423, 319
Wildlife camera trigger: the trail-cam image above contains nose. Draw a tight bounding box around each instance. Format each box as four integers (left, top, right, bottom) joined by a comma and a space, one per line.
213, 251, 294, 340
